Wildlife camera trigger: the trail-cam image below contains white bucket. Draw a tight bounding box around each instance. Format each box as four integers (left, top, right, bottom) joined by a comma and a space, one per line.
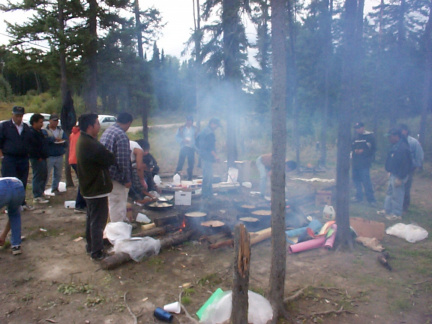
64, 201, 76, 209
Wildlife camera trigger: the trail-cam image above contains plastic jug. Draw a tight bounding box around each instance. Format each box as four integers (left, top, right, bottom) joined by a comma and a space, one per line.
153, 174, 162, 185
323, 205, 335, 221
173, 173, 181, 185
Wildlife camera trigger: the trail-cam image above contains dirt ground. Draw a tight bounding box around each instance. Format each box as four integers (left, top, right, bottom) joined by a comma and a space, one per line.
1, 164, 432, 324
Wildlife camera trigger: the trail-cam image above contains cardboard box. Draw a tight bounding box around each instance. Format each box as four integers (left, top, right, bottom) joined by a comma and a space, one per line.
175, 191, 192, 206
315, 190, 332, 206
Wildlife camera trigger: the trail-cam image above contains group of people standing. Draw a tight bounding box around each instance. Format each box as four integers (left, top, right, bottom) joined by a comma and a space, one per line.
0, 107, 69, 255
351, 122, 424, 220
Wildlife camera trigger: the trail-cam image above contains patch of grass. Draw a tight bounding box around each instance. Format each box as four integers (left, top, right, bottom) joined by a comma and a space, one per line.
86, 295, 105, 307
181, 296, 192, 305
20, 293, 33, 302
198, 273, 222, 288
148, 256, 164, 266
390, 297, 412, 312
13, 276, 33, 287
58, 282, 93, 295
250, 287, 266, 296
111, 303, 126, 313
183, 287, 196, 296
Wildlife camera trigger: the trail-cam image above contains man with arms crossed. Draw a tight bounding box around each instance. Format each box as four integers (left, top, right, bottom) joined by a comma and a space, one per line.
76, 113, 115, 260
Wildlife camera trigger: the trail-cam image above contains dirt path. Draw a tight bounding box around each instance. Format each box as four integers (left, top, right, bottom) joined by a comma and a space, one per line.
1, 166, 432, 323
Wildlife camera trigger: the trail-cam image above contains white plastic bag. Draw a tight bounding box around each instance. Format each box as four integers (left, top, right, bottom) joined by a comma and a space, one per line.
200, 290, 273, 324
386, 223, 428, 243
104, 222, 132, 245
113, 237, 161, 262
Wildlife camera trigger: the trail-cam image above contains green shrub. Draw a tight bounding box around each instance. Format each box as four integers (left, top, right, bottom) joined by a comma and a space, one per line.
0, 76, 12, 101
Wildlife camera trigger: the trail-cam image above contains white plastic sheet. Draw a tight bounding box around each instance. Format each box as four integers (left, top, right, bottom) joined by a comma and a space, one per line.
386, 223, 428, 243
104, 222, 132, 245
200, 290, 273, 324
113, 237, 161, 262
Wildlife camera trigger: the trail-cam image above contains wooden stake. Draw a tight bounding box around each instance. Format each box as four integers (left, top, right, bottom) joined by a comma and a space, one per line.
231, 224, 250, 323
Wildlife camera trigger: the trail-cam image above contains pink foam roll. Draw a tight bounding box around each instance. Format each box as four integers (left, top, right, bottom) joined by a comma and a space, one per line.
324, 224, 337, 249
288, 236, 326, 254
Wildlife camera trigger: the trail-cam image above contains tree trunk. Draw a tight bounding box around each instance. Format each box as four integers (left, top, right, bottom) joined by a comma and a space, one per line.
86, 0, 98, 112
419, 0, 432, 153
194, 0, 202, 131
58, 0, 74, 187
335, 0, 358, 250
231, 224, 250, 323
222, 0, 241, 167
319, 0, 333, 168
269, 0, 288, 321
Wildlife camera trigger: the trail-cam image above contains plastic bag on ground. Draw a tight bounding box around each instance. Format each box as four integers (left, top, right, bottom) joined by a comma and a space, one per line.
386, 223, 428, 243
104, 222, 132, 245
200, 290, 273, 324
113, 237, 161, 262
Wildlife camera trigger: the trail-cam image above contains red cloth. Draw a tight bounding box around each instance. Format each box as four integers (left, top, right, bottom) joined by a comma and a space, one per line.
69, 126, 80, 165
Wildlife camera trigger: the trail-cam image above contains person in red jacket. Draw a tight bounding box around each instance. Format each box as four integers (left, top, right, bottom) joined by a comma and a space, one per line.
69, 125, 87, 213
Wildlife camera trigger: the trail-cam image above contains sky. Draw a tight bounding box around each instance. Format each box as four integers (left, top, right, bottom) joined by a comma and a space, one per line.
0, 0, 197, 59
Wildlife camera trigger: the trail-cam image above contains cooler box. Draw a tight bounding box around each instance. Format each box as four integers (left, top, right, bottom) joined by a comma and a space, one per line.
175, 191, 192, 206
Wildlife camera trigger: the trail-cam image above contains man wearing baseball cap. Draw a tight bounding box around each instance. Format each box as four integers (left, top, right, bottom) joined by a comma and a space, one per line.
0, 106, 34, 210
351, 121, 377, 206
45, 113, 68, 194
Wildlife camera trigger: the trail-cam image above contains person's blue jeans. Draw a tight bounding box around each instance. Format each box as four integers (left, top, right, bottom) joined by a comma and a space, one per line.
384, 174, 408, 216
202, 159, 213, 199
352, 167, 376, 203
0, 178, 25, 246
71, 164, 86, 209
176, 146, 195, 180
47, 155, 63, 191
1, 155, 29, 205
256, 156, 268, 196
30, 158, 47, 198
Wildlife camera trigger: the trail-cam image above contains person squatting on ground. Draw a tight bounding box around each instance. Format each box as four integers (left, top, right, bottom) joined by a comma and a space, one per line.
175, 116, 198, 181
398, 124, 424, 211
69, 124, 87, 213
0, 177, 26, 255
76, 113, 115, 261
45, 113, 68, 194
383, 128, 412, 220
27, 113, 49, 204
196, 118, 221, 200
128, 140, 156, 206
100, 112, 133, 223
137, 139, 161, 194
351, 122, 377, 206
0, 106, 33, 210
256, 153, 297, 197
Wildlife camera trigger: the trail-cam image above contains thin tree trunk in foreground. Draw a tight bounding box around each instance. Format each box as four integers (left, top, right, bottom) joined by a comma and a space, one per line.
269, 0, 289, 321
231, 224, 250, 323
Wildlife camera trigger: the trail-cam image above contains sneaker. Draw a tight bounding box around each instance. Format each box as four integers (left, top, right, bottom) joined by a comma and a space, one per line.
33, 197, 49, 204
74, 208, 86, 214
91, 250, 106, 261
22, 204, 35, 211
11, 246, 22, 255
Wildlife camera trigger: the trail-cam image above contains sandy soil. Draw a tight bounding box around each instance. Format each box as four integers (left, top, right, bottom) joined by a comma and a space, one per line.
1, 166, 432, 324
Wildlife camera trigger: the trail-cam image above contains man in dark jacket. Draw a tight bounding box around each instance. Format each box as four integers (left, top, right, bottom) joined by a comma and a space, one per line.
0, 106, 33, 210
383, 128, 412, 220
196, 118, 221, 199
351, 122, 377, 206
27, 114, 49, 204
76, 113, 115, 260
